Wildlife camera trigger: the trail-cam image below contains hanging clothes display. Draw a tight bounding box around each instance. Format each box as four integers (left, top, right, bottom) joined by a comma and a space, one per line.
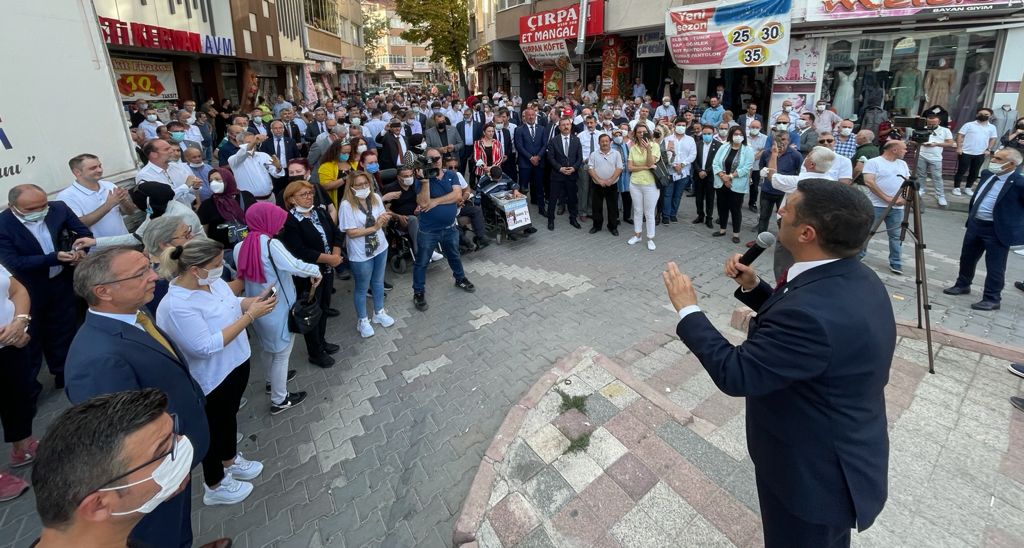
833, 70, 856, 119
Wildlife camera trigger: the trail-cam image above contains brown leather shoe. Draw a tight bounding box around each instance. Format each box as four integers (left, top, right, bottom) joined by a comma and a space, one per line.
198, 539, 233, 548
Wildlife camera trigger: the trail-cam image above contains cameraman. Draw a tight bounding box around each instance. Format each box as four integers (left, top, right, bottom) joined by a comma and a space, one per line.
411, 149, 477, 311
916, 113, 955, 208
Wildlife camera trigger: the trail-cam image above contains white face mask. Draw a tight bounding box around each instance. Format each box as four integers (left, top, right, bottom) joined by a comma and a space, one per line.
989, 162, 1007, 172
351, 118, 361, 126
146, 114, 158, 122
839, 127, 853, 136
197, 265, 223, 286
613, 136, 624, 144
100, 436, 194, 516
718, 129, 728, 137
784, 106, 793, 113
675, 126, 686, 135
400, 177, 414, 187
209, 180, 225, 194
354, 188, 371, 199
495, 123, 505, 130
357, 144, 368, 154
188, 162, 204, 169
775, 123, 789, 131
796, 119, 808, 129
816, 104, 825, 112
749, 128, 761, 136
294, 204, 314, 214
732, 135, 744, 144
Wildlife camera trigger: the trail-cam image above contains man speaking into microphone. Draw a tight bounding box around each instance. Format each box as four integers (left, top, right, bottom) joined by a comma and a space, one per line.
663, 180, 896, 548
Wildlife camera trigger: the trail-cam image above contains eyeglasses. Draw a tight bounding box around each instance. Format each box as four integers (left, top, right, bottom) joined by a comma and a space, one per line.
96, 266, 152, 286
96, 414, 181, 490
818, 139, 835, 144
295, 191, 315, 198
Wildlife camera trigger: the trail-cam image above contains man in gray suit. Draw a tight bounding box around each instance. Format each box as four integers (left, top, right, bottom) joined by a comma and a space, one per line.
424, 112, 463, 161
307, 125, 348, 175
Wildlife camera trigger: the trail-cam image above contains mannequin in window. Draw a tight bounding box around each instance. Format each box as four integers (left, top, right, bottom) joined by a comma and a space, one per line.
953, 58, 990, 127
833, 69, 856, 119
923, 57, 956, 112
892, 62, 923, 115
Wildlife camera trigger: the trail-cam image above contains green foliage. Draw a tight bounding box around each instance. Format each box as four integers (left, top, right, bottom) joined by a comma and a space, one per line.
565, 432, 591, 454
393, 0, 469, 87
362, 8, 389, 68
554, 388, 587, 414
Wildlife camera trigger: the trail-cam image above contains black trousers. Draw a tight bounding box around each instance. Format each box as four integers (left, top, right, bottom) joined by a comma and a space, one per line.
501, 158, 519, 184
298, 269, 334, 357
0, 344, 40, 443
748, 171, 761, 206
954, 219, 1008, 302
27, 271, 77, 377
547, 176, 578, 220
591, 183, 619, 229
519, 163, 545, 209
693, 175, 716, 219
459, 146, 477, 186
621, 190, 633, 222
202, 360, 250, 487
716, 188, 744, 233
458, 203, 487, 238
953, 153, 986, 189
757, 193, 785, 233
757, 474, 852, 548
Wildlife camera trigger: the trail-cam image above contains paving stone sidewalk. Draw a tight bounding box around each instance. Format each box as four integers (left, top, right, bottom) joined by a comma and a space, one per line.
453, 325, 1024, 548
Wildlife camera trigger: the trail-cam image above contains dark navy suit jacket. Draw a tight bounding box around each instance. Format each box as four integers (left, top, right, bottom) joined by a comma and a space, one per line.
677, 257, 895, 530
514, 123, 549, 169
0, 202, 91, 296
968, 169, 1024, 247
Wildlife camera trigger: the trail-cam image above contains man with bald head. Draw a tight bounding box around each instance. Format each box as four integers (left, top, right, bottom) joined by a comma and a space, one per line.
217, 124, 244, 165
0, 184, 92, 388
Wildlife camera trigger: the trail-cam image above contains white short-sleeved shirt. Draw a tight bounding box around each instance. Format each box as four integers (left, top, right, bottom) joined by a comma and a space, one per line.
958, 121, 998, 155
339, 198, 388, 263
863, 156, 910, 209
589, 149, 623, 181
0, 265, 15, 349
919, 125, 954, 161
824, 154, 853, 182
56, 180, 130, 239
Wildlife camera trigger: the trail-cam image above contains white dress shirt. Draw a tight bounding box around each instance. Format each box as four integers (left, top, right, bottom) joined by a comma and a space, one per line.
972, 171, 1011, 221
135, 161, 197, 205
272, 135, 289, 164
16, 214, 60, 278
89, 309, 146, 328
138, 120, 163, 139
577, 129, 603, 161
156, 278, 251, 395
672, 134, 697, 178
228, 143, 284, 197
56, 180, 129, 239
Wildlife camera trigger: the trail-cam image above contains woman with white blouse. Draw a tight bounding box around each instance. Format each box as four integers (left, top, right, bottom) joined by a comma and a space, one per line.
338, 171, 394, 339
0, 264, 35, 501
156, 237, 277, 506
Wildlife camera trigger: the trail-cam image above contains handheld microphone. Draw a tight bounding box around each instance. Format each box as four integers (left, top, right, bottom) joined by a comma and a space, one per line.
739, 232, 776, 266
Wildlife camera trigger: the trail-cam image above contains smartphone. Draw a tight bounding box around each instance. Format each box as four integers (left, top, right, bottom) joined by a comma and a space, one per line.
259, 285, 277, 301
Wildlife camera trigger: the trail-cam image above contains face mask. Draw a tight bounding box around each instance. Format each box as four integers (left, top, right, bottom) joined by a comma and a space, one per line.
718, 129, 728, 137
197, 265, 223, 285
495, 123, 505, 130
188, 162, 204, 169
775, 123, 789, 131
977, 114, 990, 122
613, 136, 624, 144
732, 135, 744, 144
675, 126, 686, 135
840, 127, 853, 136
702, 134, 713, 143
100, 436, 194, 515
796, 119, 808, 129
356, 144, 368, 154
254, 119, 263, 125
784, 106, 793, 113
400, 177, 414, 187
354, 187, 371, 199
339, 153, 350, 162
139, 103, 149, 110
288, 174, 307, 182
365, 162, 379, 174
815, 105, 825, 112
351, 118, 361, 126
989, 162, 1007, 172
146, 114, 158, 122
614, 110, 622, 117
294, 204, 314, 214
170, 131, 185, 142
209, 180, 225, 194
749, 128, 760, 136
16, 206, 48, 223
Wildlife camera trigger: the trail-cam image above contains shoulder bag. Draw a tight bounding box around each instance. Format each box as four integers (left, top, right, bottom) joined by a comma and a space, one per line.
266, 238, 322, 334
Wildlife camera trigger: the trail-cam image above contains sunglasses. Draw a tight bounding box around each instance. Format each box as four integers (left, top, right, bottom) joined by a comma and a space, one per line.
818, 139, 835, 144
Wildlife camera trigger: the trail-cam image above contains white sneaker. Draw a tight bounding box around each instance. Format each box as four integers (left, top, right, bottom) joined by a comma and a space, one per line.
952, 188, 962, 196
357, 318, 375, 338
430, 251, 444, 262
965, 187, 975, 196
627, 236, 642, 245
203, 474, 253, 506
225, 454, 263, 481
372, 309, 395, 327
938, 196, 948, 207
647, 240, 656, 251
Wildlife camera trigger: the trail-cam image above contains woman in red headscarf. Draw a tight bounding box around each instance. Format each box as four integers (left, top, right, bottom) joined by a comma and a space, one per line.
197, 167, 257, 247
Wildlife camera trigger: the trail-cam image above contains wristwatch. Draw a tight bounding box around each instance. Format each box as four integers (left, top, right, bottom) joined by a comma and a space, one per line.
14, 314, 30, 330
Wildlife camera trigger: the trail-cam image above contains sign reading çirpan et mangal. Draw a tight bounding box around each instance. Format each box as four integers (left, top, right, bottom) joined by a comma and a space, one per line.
519, 1, 604, 44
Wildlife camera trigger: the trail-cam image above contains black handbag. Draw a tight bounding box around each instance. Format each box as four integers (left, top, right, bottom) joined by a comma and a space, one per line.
267, 239, 322, 335
652, 142, 674, 190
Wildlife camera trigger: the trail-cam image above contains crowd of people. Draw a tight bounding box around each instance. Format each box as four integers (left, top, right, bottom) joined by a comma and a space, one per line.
1, 82, 1023, 547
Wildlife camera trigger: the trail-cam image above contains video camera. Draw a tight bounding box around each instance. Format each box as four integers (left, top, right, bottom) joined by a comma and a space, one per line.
408, 152, 442, 179
893, 116, 933, 144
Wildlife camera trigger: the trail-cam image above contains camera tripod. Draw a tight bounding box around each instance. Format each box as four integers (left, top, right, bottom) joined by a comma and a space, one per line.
866, 147, 936, 373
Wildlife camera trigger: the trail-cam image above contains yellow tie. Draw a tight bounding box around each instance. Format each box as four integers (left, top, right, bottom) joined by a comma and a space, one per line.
136, 311, 178, 359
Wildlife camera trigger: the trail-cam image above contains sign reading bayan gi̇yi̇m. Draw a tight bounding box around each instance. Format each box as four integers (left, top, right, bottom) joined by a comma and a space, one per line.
665, 0, 792, 69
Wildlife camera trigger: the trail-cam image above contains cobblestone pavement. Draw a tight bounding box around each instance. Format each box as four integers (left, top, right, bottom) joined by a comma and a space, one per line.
2, 197, 1023, 547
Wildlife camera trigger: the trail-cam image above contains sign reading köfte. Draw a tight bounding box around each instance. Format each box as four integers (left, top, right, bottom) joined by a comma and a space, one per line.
519, 1, 604, 44
98, 17, 234, 56
806, 0, 1023, 21
666, 0, 791, 69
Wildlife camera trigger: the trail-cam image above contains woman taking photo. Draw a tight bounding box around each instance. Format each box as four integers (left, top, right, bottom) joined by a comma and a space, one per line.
338, 171, 394, 339
156, 237, 277, 506
473, 122, 505, 181
316, 139, 353, 208
279, 180, 344, 362
712, 126, 754, 243
0, 264, 37, 501
626, 123, 661, 250
197, 168, 256, 248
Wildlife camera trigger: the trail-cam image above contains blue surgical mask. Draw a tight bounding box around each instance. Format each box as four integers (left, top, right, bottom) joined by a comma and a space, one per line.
170, 131, 185, 142
339, 153, 350, 162
702, 134, 713, 143
365, 162, 380, 174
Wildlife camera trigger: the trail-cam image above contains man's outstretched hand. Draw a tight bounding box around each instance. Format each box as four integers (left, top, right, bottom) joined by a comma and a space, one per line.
663, 262, 698, 312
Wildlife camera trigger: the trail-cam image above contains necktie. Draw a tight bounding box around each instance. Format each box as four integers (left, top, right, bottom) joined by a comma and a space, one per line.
136, 311, 178, 359
969, 173, 999, 218
589, 132, 595, 155
774, 269, 789, 294
529, 125, 535, 139
319, 122, 325, 133
564, 137, 569, 156
276, 137, 283, 160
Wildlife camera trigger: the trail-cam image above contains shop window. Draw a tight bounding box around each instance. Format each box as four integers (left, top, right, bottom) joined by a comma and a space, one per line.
822, 30, 996, 128
305, 0, 340, 34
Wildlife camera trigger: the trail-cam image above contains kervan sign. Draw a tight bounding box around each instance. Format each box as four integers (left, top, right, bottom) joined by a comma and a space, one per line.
98, 16, 234, 56
519, 1, 605, 44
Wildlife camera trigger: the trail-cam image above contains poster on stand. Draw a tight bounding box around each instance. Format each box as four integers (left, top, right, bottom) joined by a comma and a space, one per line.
665, 0, 792, 69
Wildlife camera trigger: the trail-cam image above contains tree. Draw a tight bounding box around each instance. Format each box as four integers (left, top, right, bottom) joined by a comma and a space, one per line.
362, 7, 389, 71
393, 0, 469, 93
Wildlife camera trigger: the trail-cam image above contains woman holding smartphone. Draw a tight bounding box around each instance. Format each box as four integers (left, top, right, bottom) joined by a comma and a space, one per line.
626, 123, 661, 250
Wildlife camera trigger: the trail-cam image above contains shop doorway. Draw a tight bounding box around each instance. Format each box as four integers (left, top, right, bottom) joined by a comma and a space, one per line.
705, 67, 773, 115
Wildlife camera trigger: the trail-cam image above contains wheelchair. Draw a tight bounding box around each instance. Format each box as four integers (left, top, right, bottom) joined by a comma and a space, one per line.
384, 220, 414, 274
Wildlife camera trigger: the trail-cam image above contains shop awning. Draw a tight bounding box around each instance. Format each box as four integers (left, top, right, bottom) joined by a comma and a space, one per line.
393, 71, 414, 79
306, 51, 342, 63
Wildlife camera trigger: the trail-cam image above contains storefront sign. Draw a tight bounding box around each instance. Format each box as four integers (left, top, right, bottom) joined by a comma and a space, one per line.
636, 32, 666, 59
413, 61, 431, 72
521, 39, 574, 72
665, 0, 792, 69
98, 17, 234, 56
110, 58, 179, 101
519, 0, 604, 44
806, 0, 1021, 21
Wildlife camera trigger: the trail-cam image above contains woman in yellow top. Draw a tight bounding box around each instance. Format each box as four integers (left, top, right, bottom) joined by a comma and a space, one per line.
626, 123, 661, 251
317, 139, 352, 208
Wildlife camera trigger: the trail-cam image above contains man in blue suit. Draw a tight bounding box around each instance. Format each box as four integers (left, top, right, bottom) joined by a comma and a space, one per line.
64, 247, 229, 548
663, 180, 895, 548
943, 148, 1024, 310
456, 110, 483, 182
515, 107, 549, 211
0, 184, 92, 388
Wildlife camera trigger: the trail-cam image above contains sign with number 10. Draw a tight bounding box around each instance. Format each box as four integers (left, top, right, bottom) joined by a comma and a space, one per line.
665, 0, 792, 69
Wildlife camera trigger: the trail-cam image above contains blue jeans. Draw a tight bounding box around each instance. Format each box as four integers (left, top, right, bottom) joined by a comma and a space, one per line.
662, 176, 689, 217
412, 224, 465, 294
859, 206, 902, 269
350, 249, 388, 319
